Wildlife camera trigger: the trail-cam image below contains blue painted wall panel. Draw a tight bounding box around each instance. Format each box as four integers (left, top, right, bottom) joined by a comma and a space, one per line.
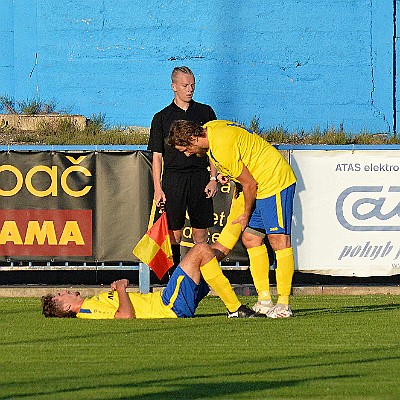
396, 1, 400, 132
13, 0, 38, 98
0, 0, 395, 133
0, 0, 15, 95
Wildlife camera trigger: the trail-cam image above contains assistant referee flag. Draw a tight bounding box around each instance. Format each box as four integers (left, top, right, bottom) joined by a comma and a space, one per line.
132, 212, 173, 280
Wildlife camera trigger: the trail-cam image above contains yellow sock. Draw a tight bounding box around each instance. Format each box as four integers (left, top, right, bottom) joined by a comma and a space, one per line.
275, 247, 294, 305
247, 245, 271, 301
200, 257, 241, 312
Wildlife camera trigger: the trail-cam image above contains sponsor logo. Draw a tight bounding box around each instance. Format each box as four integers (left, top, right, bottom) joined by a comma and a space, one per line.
0, 209, 92, 256
0, 156, 92, 198
336, 186, 400, 231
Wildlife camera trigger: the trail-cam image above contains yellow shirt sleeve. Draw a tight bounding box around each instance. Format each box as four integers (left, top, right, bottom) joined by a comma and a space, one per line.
205, 120, 296, 199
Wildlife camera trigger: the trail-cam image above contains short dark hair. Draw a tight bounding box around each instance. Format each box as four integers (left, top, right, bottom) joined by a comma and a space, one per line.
168, 120, 205, 147
171, 66, 194, 82
41, 295, 77, 318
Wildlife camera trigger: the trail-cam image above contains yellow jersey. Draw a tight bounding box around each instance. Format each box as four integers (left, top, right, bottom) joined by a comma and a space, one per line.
204, 120, 296, 199
76, 290, 178, 319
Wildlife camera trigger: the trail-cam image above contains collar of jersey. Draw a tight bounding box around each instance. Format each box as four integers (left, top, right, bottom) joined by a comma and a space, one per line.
170, 100, 195, 111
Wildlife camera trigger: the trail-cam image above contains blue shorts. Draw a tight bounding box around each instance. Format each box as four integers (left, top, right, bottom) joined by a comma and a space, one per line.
161, 266, 210, 318
248, 183, 296, 235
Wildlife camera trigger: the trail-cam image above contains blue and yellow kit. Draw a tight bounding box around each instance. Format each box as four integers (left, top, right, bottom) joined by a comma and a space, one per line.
204, 120, 296, 198
76, 266, 209, 319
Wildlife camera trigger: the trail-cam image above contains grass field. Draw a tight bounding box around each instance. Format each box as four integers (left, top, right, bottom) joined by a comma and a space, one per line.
1, 294, 399, 400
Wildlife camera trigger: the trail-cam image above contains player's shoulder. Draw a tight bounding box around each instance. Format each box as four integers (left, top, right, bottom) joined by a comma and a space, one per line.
190, 100, 216, 115
204, 120, 235, 129
152, 102, 175, 119
191, 100, 213, 109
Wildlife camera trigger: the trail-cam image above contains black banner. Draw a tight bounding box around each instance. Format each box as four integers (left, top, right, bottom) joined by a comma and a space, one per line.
0, 151, 153, 262
0, 150, 248, 264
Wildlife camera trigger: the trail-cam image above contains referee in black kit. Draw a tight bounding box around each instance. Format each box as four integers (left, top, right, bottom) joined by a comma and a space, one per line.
148, 66, 218, 271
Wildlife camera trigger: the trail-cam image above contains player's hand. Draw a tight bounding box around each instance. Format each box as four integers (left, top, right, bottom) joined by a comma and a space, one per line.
205, 180, 218, 198
217, 174, 230, 185
111, 279, 129, 291
154, 189, 166, 209
232, 213, 250, 232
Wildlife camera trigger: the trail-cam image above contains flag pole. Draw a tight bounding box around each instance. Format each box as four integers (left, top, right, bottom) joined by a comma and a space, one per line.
148, 199, 157, 230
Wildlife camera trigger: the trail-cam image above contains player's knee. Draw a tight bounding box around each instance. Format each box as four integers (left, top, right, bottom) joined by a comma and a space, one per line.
242, 231, 263, 248
192, 229, 208, 244
193, 242, 215, 261
268, 234, 291, 251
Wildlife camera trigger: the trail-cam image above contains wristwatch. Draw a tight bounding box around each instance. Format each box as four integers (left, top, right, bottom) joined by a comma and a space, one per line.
210, 176, 217, 181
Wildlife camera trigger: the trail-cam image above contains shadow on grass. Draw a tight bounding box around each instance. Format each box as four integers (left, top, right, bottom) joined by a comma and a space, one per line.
194, 312, 225, 317
295, 302, 400, 316
1, 318, 228, 347
96, 375, 361, 400
2, 346, 400, 399
0, 373, 361, 400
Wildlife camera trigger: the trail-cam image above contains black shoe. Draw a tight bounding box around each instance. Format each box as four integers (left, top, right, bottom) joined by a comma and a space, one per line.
226, 305, 265, 318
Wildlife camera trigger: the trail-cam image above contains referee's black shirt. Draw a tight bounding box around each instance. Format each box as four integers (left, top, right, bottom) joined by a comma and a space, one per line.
148, 100, 216, 172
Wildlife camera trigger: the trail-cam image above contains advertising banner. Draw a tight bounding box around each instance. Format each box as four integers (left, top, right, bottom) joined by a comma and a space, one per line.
0, 151, 153, 262
291, 150, 400, 276
180, 181, 249, 263
3, 148, 399, 276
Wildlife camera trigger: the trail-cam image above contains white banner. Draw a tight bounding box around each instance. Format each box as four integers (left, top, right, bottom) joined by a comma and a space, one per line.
291, 150, 400, 276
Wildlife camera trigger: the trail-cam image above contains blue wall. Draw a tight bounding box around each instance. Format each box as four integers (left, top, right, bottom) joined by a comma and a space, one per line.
0, 0, 396, 133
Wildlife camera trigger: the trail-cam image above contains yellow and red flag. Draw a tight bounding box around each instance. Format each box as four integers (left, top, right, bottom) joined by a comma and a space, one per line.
132, 211, 173, 280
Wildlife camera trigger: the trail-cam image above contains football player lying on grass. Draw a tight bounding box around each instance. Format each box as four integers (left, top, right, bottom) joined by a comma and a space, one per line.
42, 243, 264, 319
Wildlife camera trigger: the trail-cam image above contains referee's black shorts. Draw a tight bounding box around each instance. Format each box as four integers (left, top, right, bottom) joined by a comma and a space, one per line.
162, 169, 214, 231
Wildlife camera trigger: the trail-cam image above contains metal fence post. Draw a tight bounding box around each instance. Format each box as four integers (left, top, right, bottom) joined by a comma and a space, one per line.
139, 263, 150, 293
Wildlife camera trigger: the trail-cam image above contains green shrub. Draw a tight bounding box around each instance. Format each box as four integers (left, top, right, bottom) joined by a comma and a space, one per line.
1, 107, 399, 145
0, 95, 62, 115
34, 116, 149, 145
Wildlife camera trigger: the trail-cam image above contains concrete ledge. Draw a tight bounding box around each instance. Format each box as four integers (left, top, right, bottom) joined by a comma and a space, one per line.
292, 286, 400, 295
0, 286, 117, 298
1, 284, 400, 298
231, 285, 400, 297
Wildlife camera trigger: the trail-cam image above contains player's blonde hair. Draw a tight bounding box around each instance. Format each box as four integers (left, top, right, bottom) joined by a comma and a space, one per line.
171, 66, 194, 82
